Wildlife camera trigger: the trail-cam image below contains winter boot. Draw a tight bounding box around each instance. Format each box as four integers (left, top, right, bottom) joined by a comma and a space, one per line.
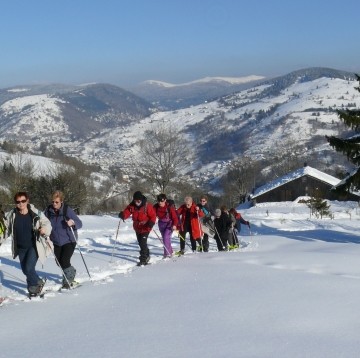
62, 266, 76, 288
28, 279, 46, 296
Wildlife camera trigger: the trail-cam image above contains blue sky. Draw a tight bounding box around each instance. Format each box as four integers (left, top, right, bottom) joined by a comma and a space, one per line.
1, 0, 359, 88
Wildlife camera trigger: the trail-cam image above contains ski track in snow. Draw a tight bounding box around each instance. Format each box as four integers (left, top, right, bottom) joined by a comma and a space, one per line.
0, 217, 254, 308
2, 200, 360, 309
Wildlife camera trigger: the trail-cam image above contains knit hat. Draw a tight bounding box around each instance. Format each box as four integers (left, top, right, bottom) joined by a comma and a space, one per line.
133, 191, 143, 201
215, 209, 221, 218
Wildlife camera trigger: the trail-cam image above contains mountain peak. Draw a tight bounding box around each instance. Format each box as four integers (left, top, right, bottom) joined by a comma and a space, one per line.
141, 75, 265, 88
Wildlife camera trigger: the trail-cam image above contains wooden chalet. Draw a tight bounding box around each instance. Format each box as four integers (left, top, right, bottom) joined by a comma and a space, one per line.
250, 165, 360, 203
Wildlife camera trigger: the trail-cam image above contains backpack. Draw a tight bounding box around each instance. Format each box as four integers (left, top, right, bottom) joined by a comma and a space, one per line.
45, 203, 78, 239
0, 219, 5, 236
167, 199, 175, 209
45, 203, 69, 220
165, 199, 180, 224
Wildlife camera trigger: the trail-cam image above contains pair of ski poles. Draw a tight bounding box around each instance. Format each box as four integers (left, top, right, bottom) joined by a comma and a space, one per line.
44, 225, 92, 289
110, 214, 249, 257
110, 220, 121, 262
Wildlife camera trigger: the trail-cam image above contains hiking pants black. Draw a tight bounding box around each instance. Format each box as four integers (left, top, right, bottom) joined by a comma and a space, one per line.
179, 230, 197, 251
136, 232, 150, 263
202, 233, 209, 252
54, 242, 76, 269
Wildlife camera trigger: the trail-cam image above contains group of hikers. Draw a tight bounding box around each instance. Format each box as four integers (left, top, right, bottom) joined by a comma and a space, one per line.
119, 191, 250, 266
0, 189, 249, 296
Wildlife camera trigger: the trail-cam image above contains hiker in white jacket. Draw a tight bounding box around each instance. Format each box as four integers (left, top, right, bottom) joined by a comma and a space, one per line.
1, 191, 52, 295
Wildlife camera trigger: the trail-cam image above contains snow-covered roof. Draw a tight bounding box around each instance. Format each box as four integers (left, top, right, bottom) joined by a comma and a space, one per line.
251, 166, 340, 199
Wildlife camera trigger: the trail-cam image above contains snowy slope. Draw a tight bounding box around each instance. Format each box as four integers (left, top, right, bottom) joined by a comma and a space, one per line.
1, 201, 360, 357
0, 150, 62, 175
0, 94, 68, 135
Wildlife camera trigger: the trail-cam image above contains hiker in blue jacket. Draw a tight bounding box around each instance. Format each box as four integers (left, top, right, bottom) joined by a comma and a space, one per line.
45, 190, 82, 288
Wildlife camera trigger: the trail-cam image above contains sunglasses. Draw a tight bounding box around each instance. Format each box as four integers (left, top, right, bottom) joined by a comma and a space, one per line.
52, 201, 61, 204
15, 199, 27, 204
158, 199, 166, 202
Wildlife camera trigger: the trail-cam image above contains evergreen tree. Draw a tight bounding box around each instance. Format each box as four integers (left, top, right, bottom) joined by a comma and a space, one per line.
306, 197, 331, 219
326, 74, 360, 192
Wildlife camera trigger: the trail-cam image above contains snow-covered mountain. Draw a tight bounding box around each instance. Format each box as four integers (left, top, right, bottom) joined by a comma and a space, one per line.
0, 83, 154, 142
129, 75, 265, 110
0, 67, 358, 190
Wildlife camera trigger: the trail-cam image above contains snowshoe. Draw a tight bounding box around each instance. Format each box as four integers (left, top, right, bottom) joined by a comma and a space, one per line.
28, 278, 47, 298
137, 261, 150, 267
60, 280, 81, 290
137, 257, 150, 266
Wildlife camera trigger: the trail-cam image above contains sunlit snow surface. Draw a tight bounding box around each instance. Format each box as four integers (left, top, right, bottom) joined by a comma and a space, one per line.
1, 200, 360, 357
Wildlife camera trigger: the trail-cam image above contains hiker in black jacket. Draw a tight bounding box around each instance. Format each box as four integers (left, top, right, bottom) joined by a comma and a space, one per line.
213, 207, 232, 251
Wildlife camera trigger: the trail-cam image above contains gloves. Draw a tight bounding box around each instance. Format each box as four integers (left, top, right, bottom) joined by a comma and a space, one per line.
146, 221, 155, 229
119, 212, 124, 220
211, 215, 215, 221
247, 221, 250, 227
67, 219, 75, 227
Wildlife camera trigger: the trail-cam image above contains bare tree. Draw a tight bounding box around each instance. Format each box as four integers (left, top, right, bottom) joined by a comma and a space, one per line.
222, 156, 256, 207
3, 153, 37, 195
264, 139, 306, 179
135, 124, 194, 196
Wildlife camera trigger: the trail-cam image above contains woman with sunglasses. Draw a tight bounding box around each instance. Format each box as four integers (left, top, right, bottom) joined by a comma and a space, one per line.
197, 195, 214, 252
44, 190, 82, 288
3, 191, 52, 296
153, 193, 178, 258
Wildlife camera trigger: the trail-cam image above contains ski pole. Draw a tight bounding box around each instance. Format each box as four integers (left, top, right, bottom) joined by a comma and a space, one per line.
176, 230, 193, 250
152, 228, 172, 257
70, 226, 92, 280
196, 210, 204, 251
232, 229, 241, 248
110, 220, 121, 263
204, 221, 217, 250
0, 256, 4, 301
45, 239, 72, 289
212, 221, 226, 251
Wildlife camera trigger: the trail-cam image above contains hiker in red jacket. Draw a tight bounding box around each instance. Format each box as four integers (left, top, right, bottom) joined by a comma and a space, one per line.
119, 191, 156, 265
229, 208, 250, 247
176, 196, 204, 254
